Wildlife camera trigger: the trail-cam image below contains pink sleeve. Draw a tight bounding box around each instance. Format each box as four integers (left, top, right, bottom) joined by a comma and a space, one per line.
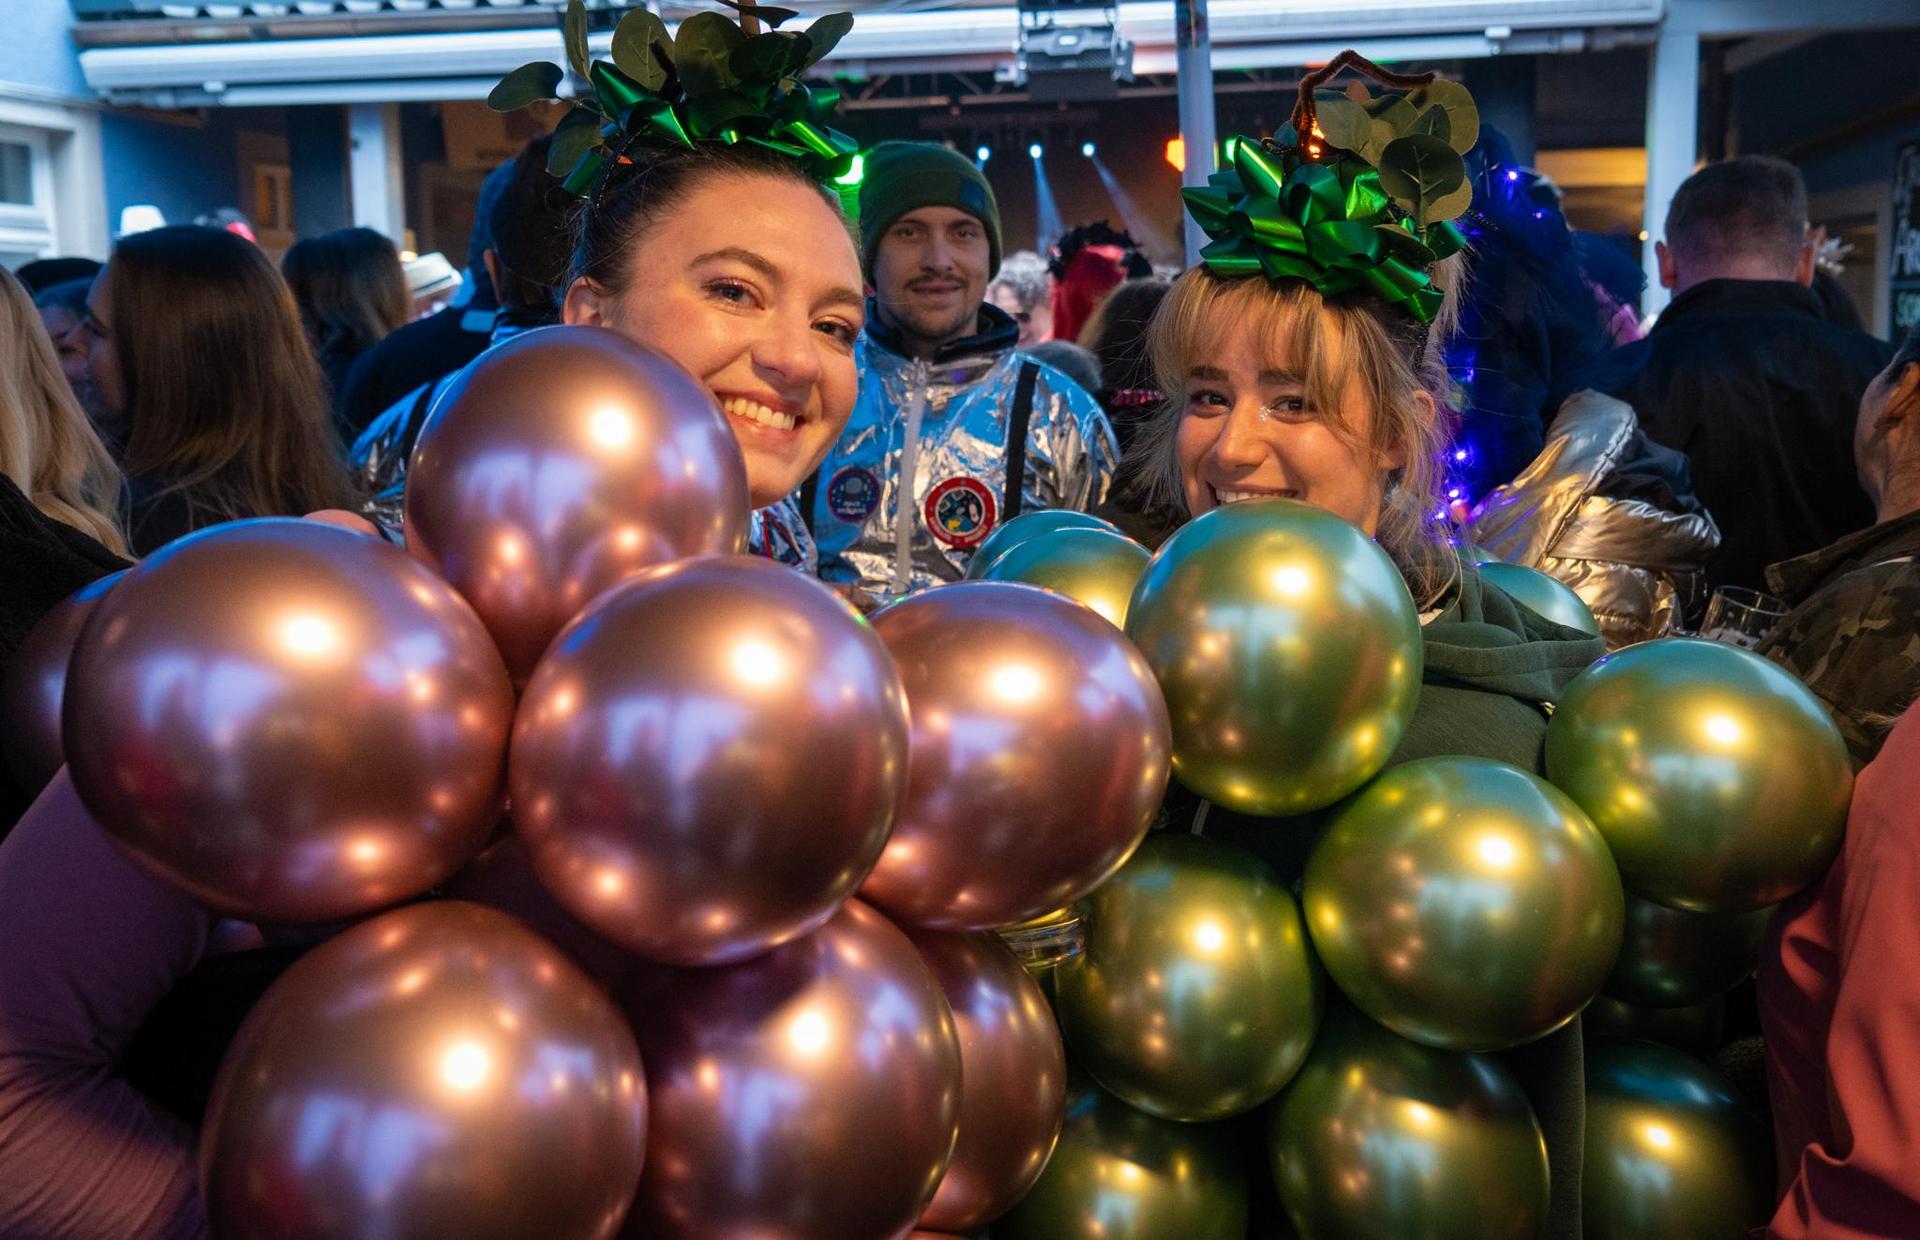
1768, 706, 1920, 1239
0, 771, 213, 1239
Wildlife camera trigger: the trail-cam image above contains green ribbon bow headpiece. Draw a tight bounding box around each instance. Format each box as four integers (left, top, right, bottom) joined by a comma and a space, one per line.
488, 0, 861, 200
1183, 51, 1479, 325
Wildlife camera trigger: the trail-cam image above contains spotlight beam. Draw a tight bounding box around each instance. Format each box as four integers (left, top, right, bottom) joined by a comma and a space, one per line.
1090, 154, 1178, 267
1030, 146, 1062, 250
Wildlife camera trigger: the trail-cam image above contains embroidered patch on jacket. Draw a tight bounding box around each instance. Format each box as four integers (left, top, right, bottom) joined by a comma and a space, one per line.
825, 466, 882, 523
924, 476, 997, 548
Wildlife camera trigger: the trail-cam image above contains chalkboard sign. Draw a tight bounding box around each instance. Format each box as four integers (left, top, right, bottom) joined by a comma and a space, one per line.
1893, 139, 1920, 335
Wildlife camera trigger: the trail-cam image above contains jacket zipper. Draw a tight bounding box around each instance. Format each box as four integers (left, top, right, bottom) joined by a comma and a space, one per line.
893, 361, 932, 595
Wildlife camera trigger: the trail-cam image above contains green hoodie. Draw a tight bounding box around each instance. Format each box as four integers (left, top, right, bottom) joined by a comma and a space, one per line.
1194, 568, 1606, 1240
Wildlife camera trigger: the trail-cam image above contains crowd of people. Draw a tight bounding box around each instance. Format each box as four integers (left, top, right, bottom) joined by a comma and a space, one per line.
1, 21, 1918, 1237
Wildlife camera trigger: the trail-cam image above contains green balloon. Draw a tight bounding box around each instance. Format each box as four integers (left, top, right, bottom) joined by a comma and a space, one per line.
1603, 892, 1771, 1009
1584, 1039, 1771, 1240
1478, 561, 1601, 636
1269, 1006, 1549, 1240
995, 1072, 1248, 1240
1583, 994, 1727, 1059
966, 510, 1121, 579
984, 528, 1153, 629
1054, 834, 1322, 1122
1546, 637, 1853, 913
1125, 500, 1423, 816
1303, 756, 1625, 1052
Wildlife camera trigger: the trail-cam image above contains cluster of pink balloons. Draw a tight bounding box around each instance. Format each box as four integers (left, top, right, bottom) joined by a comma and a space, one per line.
20, 326, 1174, 1239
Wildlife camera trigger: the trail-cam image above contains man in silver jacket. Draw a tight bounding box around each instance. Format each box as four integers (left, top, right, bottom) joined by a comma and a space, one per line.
805, 141, 1117, 597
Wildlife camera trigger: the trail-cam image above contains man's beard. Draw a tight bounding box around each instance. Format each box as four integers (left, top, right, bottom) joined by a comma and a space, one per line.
887, 296, 977, 350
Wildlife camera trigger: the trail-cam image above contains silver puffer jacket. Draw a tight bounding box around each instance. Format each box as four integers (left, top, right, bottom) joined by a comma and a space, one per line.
1466, 390, 1722, 648
807, 305, 1117, 597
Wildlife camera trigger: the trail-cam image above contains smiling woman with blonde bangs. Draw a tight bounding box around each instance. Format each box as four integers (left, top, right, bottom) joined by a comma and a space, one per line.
1121, 58, 1610, 1239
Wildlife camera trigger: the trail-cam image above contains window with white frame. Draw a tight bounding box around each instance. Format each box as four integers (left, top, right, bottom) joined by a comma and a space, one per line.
0, 123, 56, 269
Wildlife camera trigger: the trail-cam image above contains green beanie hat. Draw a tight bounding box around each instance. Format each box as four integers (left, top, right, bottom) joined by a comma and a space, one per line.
857, 141, 1003, 280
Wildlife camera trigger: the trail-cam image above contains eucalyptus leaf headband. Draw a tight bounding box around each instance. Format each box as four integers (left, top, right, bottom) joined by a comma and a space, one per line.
488, 0, 863, 202
1183, 51, 1479, 325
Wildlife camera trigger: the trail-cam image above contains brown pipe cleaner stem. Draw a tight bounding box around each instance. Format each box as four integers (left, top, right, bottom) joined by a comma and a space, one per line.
1290, 50, 1437, 145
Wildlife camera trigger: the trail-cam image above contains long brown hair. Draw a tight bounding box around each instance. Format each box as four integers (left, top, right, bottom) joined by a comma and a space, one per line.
108, 226, 356, 522
1130, 263, 1463, 602
281, 226, 410, 360
0, 267, 127, 555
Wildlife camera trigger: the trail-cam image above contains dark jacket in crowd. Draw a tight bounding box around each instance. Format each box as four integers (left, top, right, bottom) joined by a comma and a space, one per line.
1759, 508, 1920, 768
334, 301, 496, 440
124, 475, 217, 558
1182, 568, 1608, 1240
0, 477, 129, 830
1584, 278, 1891, 593
315, 339, 371, 428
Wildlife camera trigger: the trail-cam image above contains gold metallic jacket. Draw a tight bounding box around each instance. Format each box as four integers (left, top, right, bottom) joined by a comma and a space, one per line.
1466, 390, 1722, 648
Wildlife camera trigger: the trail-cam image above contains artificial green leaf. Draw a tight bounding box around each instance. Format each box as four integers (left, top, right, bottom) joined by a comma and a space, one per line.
1311, 93, 1371, 153
1410, 103, 1451, 145
611, 9, 671, 91
801, 11, 854, 66
1362, 118, 1396, 166
1378, 133, 1466, 223
712, 0, 802, 28
1370, 96, 1419, 136
563, 0, 590, 83
1411, 78, 1480, 155
731, 30, 810, 82
548, 107, 605, 176
488, 61, 564, 112
1423, 178, 1474, 225
676, 12, 746, 96
1344, 80, 1372, 105
1375, 222, 1437, 265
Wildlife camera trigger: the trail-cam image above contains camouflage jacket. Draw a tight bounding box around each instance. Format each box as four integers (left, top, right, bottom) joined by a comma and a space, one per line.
1759, 508, 1920, 768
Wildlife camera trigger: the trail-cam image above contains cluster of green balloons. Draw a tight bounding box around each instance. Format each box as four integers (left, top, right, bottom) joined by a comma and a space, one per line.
982, 499, 1845, 1239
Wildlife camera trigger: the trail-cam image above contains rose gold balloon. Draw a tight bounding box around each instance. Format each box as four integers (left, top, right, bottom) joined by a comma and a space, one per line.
201, 901, 648, 1240
620, 899, 962, 1239
911, 928, 1067, 1232
511, 556, 909, 966
0, 569, 122, 796
63, 519, 513, 923
862, 582, 1172, 930
404, 325, 750, 682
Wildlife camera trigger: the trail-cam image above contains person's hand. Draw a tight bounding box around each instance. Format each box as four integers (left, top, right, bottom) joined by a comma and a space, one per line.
304, 509, 382, 536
